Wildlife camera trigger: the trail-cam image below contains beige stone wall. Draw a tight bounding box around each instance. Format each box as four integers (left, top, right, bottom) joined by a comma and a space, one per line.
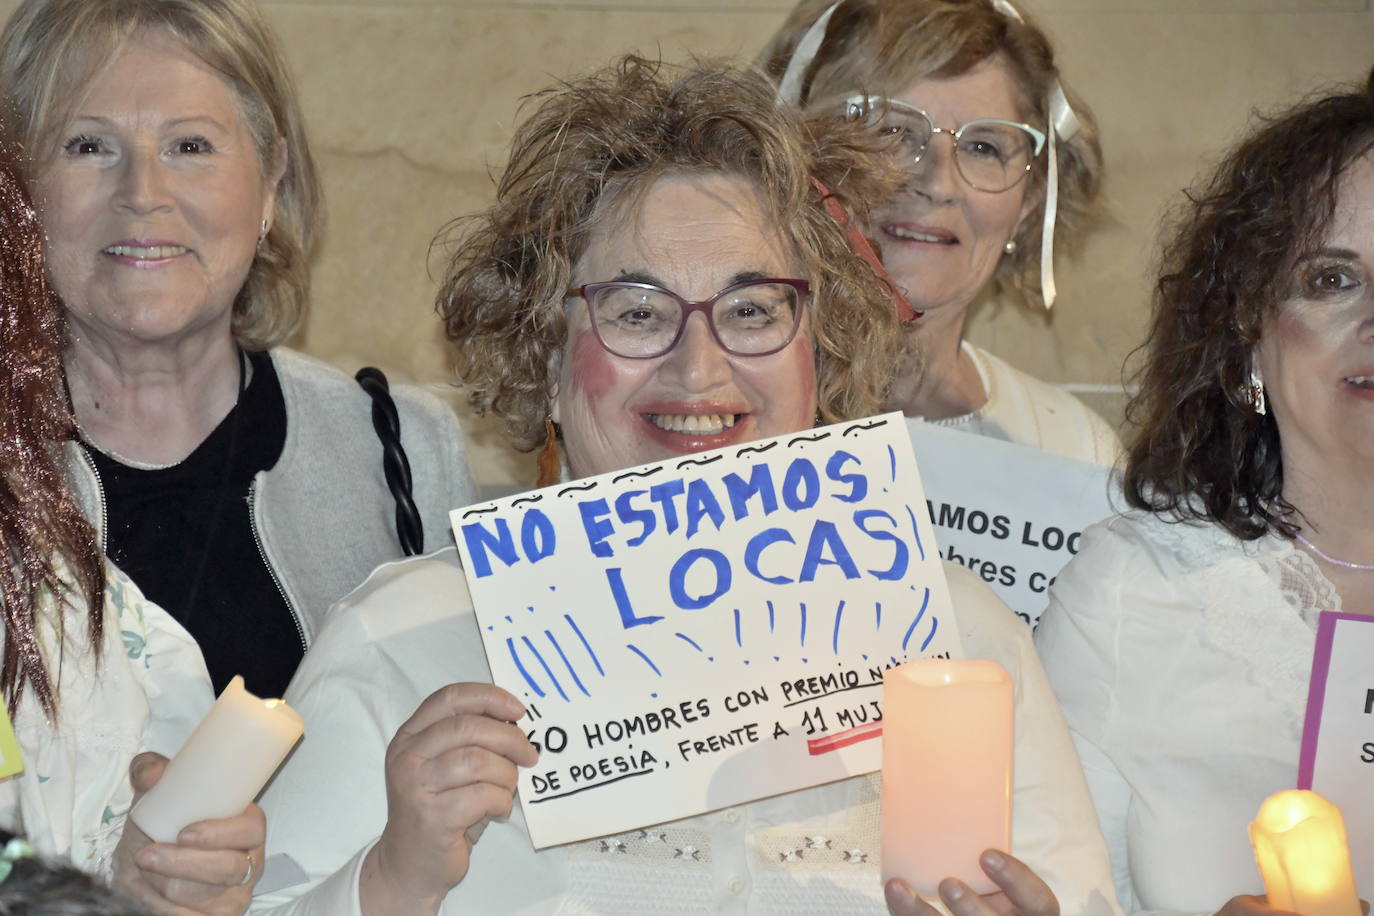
11, 0, 1374, 489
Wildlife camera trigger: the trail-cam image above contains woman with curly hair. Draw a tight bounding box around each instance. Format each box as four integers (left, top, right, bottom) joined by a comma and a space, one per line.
0, 149, 265, 913
255, 56, 1116, 916
759, 0, 1119, 464
1036, 68, 1374, 913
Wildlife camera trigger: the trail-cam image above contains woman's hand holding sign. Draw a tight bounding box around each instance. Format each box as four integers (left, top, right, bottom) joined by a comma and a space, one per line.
884, 850, 1059, 916
360, 683, 538, 915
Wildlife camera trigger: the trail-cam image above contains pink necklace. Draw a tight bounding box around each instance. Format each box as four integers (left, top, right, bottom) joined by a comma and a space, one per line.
1294, 531, 1374, 571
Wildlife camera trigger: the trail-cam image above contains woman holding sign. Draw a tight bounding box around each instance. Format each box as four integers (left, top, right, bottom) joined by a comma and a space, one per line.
1037, 69, 1374, 913
758, 0, 1120, 464
256, 57, 1117, 915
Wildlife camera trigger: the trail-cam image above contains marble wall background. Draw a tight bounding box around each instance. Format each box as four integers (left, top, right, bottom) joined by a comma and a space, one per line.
13, 0, 1374, 489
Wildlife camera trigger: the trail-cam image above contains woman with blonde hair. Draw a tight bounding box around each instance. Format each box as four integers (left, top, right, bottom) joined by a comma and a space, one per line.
0, 0, 475, 698
759, 0, 1119, 464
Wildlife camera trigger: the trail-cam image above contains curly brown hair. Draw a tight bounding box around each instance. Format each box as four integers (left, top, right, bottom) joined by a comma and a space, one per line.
437, 55, 907, 453
0, 148, 103, 719
1124, 67, 1374, 541
757, 0, 1102, 311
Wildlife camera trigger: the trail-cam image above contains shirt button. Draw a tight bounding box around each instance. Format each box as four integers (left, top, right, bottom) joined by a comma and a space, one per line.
728, 877, 744, 894
725, 809, 741, 824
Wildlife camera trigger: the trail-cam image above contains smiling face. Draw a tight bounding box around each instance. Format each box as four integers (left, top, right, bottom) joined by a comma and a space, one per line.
868, 55, 1040, 318
29, 29, 282, 351
551, 172, 818, 479
1258, 153, 1374, 479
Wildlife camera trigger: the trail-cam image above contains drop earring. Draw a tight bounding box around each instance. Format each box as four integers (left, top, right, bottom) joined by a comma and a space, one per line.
1004, 239, 1017, 254
536, 418, 560, 487
1244, 367, 1266, 416
258, 219, 269, 249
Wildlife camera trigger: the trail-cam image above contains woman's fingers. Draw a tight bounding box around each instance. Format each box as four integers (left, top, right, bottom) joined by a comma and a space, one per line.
885, 877, 941, 916
133, 843, 257, 887
396, 682, 528, 743
402, 704, 537, 770
974, 850, 1058, 916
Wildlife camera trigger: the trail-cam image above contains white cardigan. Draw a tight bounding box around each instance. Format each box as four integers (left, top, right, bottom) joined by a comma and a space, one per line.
914, 343, 1121, 467
255, 548, 1119, 915
0, 565, 213, 876
1035, 511, 1360, 913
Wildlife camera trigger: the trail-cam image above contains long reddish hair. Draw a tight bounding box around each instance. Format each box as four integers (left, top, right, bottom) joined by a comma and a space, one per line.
0, 148, 103, 718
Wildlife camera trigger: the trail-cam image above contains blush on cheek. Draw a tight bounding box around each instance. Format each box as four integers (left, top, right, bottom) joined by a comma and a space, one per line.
566, 329, 620, 404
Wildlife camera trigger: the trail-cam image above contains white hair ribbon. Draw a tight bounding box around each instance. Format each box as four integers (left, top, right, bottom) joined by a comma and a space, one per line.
994, 0, 1077, 308
776, 0, 844, 107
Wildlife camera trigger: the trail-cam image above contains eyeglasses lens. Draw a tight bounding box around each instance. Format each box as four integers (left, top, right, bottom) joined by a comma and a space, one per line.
877, 109, 1036, 193
591, 282, 802, 358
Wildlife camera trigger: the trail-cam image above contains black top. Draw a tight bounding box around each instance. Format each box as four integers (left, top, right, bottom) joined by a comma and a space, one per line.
85, 349, 303, 697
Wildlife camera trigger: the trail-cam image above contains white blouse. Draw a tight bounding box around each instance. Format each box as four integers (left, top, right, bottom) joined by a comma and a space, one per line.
1035, 510, 1354, 914
0, 564, 213, 876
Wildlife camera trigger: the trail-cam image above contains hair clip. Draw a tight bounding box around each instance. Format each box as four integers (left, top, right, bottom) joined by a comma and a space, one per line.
0, 836, 35, 884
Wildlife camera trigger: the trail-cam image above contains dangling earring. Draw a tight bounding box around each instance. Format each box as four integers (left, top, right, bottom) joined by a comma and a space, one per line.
1003, 239, 1017, 254
1244, 368, 1266, 416
536, 417, 560, 488
258, 218, 269, 249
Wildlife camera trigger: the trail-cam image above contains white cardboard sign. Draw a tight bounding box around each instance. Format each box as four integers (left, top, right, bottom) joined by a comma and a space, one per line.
1299, 611, 1374, 895
906, 420, 1117, 628
451, 413, 962, 848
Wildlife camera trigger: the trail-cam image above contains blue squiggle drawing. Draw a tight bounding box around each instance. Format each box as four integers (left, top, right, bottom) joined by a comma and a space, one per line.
626, 644, 662, 676
522, 635, 569, 702
564, 614, 604, 676
799, 602, 808, 646
905, 504, 926, 561
545, 630, 590, 697
831, 600, 847, 654
875, 601, 882, 630
900, 588, 932, 652
506, 637, 545, 698
734, 608, 742, 647
675, 632, 704, 652
920, 616, 940, 652
767, 600, 776, 633
887, 444, 897, 481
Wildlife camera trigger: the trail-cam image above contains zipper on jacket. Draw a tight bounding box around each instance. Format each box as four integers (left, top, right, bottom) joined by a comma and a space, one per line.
247, 480, 308, 652
77, 444, 109, 554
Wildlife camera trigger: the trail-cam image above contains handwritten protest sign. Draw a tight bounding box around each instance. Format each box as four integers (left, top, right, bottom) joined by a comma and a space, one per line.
906, 421, 1116, 628
451, 413, 961, 848
1299, 612, 1374, 893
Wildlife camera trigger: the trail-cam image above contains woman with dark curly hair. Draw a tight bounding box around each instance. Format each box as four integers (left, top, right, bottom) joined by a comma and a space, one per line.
255, 56, 1117, 916
758, 0, 1119, 464
1035, 68, 1374, 913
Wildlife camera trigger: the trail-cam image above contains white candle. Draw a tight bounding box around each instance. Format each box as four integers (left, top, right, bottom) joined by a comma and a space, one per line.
1250, 789, 1361, 916
131, 676, 304, 844
881, 659, 1012, 895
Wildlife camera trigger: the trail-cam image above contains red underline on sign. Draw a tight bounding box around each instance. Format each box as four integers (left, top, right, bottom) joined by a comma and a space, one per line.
806, 722, 883, 756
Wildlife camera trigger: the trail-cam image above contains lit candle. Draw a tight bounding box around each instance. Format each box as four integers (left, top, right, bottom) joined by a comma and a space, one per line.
881, 659, 1012, 895
131, 676, 304, 844
1250, 790, 1361, 916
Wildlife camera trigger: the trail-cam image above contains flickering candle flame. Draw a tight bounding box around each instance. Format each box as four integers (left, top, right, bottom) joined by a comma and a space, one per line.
1250, 789, 1361, 916
880, 659, 1012, 895
131, 676, 304, 844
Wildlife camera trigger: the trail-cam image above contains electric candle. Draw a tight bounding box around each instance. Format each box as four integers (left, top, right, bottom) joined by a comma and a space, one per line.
881, 659, 1012, 895
131, 676, 304, 844
1250, 790, 1361, 916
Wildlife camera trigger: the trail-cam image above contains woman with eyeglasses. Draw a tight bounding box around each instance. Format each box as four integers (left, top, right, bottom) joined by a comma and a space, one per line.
759, 0, 1120, 465
252, 57, 1117, 916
